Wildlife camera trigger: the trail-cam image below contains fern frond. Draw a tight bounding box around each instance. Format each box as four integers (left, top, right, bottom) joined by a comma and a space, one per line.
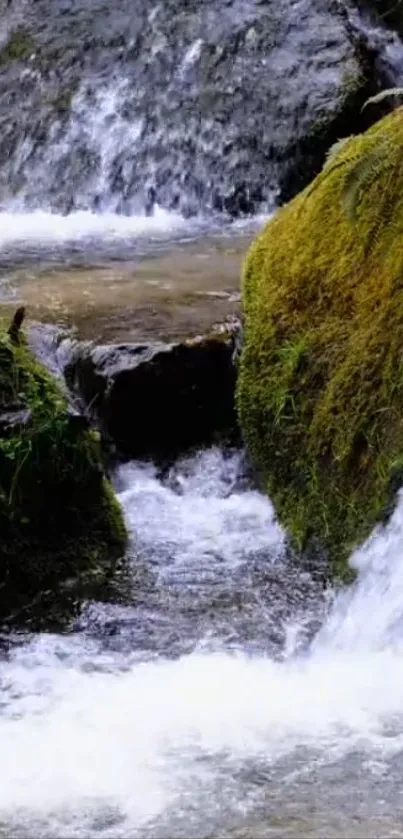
301, 138, 362, 209
362, 165, 397, 257
302, 158, 349, 207
342, 143, 394, 220
362, 87, 403, 111
323, 136, 354, 170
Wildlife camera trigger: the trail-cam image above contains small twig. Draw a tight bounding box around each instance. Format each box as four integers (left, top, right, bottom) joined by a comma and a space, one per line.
7, 306, 26, 346
379, 0, 402, 21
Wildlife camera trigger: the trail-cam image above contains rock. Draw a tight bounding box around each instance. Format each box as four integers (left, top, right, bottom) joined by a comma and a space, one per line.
237, 107, 403, 575
0, 0, 386, 216
0, 322, 128, 626
63, 325, 240, 460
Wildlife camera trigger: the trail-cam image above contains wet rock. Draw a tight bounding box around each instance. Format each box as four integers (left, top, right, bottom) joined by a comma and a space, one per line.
63, 325, 240, 460
0, 0, 391, 215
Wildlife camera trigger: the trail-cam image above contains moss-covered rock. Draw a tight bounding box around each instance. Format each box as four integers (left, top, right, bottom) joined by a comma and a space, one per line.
237, 107, 403, 576
0, 322, 127, 624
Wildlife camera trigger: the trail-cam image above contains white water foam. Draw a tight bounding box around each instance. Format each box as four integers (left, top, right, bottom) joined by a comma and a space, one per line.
0, 206, 188, 248
0, 209, 270, 260
2, 454, 403, 835
118, 448, 285, 574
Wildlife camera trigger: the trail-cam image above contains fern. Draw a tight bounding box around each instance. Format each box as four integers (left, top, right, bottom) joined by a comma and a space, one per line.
303, 94, 403, 221
323, 136, 354, 170
362, 87, 403, 111
342, 142, 395, 220
378, 0, 403, 20
302, 157, 349, 206
302, 136, 359, 207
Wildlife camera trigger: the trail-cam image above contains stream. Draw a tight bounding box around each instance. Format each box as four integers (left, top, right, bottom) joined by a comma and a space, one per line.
2, 0, 403, 834
1, 123, 403, 839
1, 446, 403, 837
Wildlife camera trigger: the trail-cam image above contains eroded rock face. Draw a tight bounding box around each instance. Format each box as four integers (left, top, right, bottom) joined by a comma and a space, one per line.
63, 326, 240, 460
0, 0, 383, 215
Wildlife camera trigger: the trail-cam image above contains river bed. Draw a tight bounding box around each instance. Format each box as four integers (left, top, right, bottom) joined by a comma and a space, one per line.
0, 210, 266, 341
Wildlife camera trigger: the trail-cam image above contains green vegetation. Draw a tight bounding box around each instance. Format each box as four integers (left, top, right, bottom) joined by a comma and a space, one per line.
51, 87, 76, 116
0, 322, 127, 623
237, 107, 403, 576
0, 28, 35, 65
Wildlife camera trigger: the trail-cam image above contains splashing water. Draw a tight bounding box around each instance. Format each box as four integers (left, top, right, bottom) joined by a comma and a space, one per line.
0, 207, 194, 266
0, 208, 187, 246
1, 449, 403, 836
0, 206, 270, 268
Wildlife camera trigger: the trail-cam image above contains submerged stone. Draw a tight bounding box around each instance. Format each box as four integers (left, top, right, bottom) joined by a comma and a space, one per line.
0, 321, 128, 626
237, 107, 403, 576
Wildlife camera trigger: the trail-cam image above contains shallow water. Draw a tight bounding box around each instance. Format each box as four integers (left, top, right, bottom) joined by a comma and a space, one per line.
0, 207, 267, 263
2, 448, 403, 837
0, 235, 246, 343
0, 207, 266, 342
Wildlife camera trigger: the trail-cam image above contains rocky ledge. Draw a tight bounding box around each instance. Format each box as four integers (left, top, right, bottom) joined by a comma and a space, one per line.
61, 321, 241, 461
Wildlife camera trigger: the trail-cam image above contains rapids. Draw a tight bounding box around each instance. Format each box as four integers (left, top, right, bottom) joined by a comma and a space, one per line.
0, 450, 403, 837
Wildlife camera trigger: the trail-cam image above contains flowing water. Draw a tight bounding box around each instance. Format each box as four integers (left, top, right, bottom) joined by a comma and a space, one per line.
0, 208, 264, 343
2, 0, 403, 835
0, 0, 368, 215
1, 448, 403, 837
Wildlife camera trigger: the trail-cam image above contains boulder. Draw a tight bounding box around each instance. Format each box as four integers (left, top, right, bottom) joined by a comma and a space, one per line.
237, 107, 403, 575
0, 0, 386, 216
63, 325, 240, 460
0, 320, 127, 625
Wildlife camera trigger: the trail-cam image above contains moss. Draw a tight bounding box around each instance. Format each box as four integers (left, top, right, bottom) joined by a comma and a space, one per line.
0, 29, 35, 65
50, 84, 78, 117
237, 107, 403, 577
0, 324, 128, 624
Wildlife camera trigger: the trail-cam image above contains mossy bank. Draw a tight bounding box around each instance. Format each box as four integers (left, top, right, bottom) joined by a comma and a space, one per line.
0, 320, 127, 624
238, 107, 403, 576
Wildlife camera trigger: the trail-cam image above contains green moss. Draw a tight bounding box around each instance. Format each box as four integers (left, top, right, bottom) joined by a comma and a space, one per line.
50, 85, 78, 117
0, 29, 35, 65
237, 107, 403, 576
0, 324, 128, 623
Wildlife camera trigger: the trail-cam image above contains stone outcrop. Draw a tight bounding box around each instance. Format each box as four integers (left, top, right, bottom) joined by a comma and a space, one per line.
0, 0, 386, 215
63, 325, 240, 460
